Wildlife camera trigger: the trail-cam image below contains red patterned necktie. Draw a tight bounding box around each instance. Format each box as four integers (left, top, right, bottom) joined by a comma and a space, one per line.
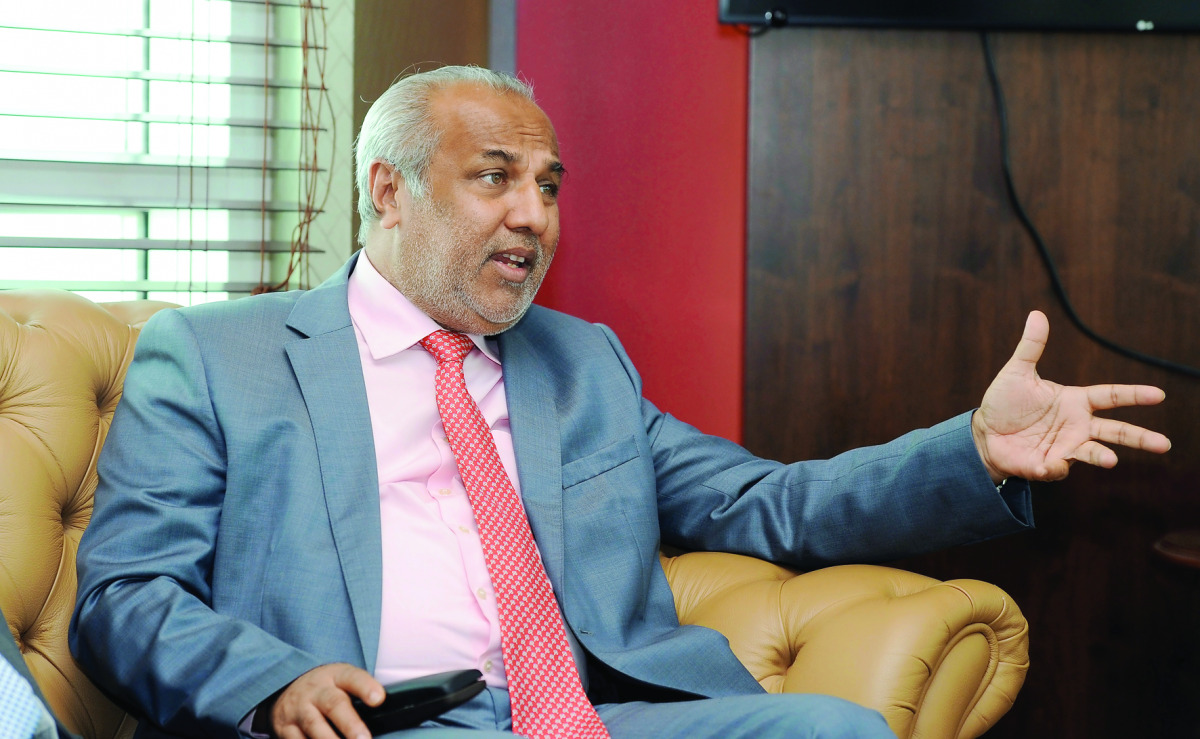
419, 330, 609, 739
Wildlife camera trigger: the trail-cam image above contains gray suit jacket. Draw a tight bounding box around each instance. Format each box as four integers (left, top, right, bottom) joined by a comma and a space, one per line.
71, 253, 1032, 737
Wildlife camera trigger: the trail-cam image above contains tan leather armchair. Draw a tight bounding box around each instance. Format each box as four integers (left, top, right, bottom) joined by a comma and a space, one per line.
1, 289, 1028, 739
661, 552, 1028, 738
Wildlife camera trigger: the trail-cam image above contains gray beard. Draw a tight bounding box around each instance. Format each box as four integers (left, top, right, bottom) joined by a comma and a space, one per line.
394, 199, 552, 334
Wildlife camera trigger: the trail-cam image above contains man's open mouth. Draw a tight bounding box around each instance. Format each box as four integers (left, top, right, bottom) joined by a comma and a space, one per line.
495, 253, 528, 268
489, 249, 536, 281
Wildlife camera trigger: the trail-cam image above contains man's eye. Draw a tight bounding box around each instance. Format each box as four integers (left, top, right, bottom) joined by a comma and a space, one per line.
539, 182, 559, 197
483, 172, 505, 185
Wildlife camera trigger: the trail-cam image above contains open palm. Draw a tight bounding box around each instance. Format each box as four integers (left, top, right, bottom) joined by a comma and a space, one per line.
971, 311, 1171, 482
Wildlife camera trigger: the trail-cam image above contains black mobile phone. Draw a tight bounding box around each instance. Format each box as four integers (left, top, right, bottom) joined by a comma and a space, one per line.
352, 669, 486, 734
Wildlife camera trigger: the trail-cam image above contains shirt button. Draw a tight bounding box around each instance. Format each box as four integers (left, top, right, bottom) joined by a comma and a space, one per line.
483, 660, 493, 673
458, 525, 471, 534
476, 588, 488, 600
438, 488, 452, 496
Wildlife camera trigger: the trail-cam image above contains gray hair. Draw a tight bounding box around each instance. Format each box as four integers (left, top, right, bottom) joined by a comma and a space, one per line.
354, 65, 536, 246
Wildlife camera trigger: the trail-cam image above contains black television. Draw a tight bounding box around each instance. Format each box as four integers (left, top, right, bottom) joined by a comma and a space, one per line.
719, 0, 1200, 32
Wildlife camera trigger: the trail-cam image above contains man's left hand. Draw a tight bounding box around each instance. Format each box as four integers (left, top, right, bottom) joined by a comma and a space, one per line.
971, 310, 1171, 483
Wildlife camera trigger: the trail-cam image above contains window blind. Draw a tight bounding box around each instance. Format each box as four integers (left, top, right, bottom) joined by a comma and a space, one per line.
0, 0, 329, 303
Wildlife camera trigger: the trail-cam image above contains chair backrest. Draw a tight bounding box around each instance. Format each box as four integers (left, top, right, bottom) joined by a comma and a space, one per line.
0, 290, 176, 739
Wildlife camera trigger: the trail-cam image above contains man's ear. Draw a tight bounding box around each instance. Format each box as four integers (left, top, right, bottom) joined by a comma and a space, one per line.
368, 160, 410, 230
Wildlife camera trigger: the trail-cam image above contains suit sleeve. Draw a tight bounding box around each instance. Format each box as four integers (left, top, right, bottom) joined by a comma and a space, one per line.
70, 309, 321, 736
594, 324, 1033, 568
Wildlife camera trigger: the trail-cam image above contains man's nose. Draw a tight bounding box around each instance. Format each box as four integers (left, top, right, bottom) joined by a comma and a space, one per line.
504, 179, 551, 236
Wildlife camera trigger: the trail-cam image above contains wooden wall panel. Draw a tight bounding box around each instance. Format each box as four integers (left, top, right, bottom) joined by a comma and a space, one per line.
353, 0, 489, 127
746, 28, 1200, 737
351, 0, 490, 243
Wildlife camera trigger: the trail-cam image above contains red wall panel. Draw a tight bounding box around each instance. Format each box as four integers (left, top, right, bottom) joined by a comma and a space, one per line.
516, 1, 749, 441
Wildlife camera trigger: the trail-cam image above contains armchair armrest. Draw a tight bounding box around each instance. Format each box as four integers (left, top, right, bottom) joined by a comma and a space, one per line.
661, 551, 1029, 739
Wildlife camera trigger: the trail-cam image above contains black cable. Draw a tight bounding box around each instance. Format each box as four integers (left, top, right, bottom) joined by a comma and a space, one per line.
738, 24, 772, 37
980, 32, 1200, 379
738, 9, 788, 36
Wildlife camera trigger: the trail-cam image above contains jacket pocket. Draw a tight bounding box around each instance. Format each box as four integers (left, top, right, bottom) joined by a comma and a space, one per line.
561, 435, 640, 489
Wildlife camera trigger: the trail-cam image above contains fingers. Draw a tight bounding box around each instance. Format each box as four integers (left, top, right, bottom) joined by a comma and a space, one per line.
272, 663, 382, 739
327, 668, 385, 739
325, 698, 374, 739
336, 667, 386, 707
1056, 421, 1171, 480
1089, 416, 1172, 454
1034, 458, 1071, 482
276, 705, 344, 739
1082, 386, 1171, 453
1009, 310, 1049, 368
1085, 383, 1167, 410
1068, 440, 1119, 470
1033, 441, 1117, 481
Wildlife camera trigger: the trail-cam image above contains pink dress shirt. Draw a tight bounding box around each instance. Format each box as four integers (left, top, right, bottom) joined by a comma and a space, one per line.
348, 254, 518, 688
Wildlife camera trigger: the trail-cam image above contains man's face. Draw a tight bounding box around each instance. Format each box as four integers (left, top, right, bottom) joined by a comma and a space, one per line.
366, 83, 563, 335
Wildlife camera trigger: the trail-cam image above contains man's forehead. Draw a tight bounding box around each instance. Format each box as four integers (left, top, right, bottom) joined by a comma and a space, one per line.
430, 83, 560, 161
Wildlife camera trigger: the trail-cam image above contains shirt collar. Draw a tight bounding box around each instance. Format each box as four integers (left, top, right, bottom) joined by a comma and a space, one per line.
347, 252, 499, 363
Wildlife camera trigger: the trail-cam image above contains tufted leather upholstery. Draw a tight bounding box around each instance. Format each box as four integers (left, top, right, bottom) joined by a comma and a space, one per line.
661, 552, 1028, 738
1, 290, 175, 739
1, 289, 1027, 739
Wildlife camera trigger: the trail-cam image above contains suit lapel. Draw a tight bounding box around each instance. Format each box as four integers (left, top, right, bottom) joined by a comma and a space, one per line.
498, 327, 566, 593
281, 255, 569, 668
284, 254, 383, 672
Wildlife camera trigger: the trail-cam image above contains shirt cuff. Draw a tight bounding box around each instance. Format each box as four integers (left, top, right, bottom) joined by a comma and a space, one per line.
995, 476, 1033, 527
240, 708, 269, 738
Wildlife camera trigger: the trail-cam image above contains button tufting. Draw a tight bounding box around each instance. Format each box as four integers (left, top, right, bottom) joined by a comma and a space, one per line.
0, 290, 184, 738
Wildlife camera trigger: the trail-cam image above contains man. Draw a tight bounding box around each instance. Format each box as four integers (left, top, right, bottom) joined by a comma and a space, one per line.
70, 66, 1170, 739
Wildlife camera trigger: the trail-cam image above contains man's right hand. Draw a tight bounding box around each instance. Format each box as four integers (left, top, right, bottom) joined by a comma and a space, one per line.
267, 663, 385, 739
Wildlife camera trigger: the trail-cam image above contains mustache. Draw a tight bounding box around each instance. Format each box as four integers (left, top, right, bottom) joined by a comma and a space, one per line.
486, 233, 545, 262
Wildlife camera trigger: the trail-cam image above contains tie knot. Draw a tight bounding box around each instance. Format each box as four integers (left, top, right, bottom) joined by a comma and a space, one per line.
420, 329, 475, 365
